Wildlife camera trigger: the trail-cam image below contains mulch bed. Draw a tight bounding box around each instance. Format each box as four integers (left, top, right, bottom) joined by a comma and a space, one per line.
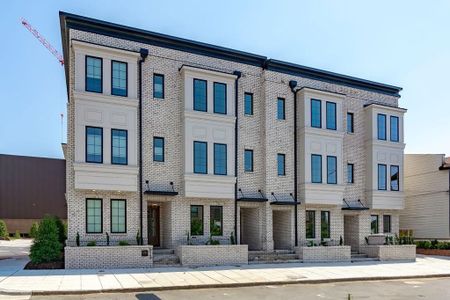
417, 248, 450, 257
25, 260, 65, 269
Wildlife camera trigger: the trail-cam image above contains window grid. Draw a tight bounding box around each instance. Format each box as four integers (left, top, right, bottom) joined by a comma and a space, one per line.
347, 163, 354, 184
153, 137, 165, 162
327, 156, 337, 184
213, 82, 227, 114
153, 74, 165, 99
277, 153, 285, 176
371, 215, 379, 234
390, 116, 399, 142
190, 205, 203, 236
321, 211, 330, 239
86, 126, 103, 163
85, 56, 102, 93
326, 102, 337, 130
347, 112, 354, 133
277, 98, 285, 120
86, 199, 102, 234
306, 210, 315, 239
244, 149, 254, 172
311, 99, 322, 128
390, 165, 400, 191
111, 60, 127, 96
377, 114, 387, 140
244, 93, 253, 115
110, 199, 126, 233
311, 154, 322, 183
194, 141, 207, 174
378, 164, 387, 190
383, 215, 391, 233
210, 206, 223, 236
193, 79, 207, 112
214, 143, 227, 175
111, 129, 127, 165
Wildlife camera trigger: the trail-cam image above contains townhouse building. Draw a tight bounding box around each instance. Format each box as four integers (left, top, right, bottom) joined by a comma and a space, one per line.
60, 12, 406, 262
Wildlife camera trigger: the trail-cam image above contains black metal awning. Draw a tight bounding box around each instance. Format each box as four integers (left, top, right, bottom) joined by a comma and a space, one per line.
144, 181, 178, 196
269, 192, 300, 205
236, 189, 268, 202
342, 199, 369, 210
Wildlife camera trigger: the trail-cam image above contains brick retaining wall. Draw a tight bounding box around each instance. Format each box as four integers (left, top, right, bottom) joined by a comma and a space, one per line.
359, 245, 416, 261
176, 245, 248, 266
296, 246, 351, 262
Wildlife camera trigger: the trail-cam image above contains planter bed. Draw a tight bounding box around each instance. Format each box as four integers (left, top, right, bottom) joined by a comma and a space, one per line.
295, 246, 351, 263
417, 248, 450, 256
176, 245, 248, 267
359, 245, 416, 261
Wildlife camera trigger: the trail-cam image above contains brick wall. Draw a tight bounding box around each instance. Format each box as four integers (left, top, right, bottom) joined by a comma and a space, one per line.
176, 245, 248, 266
296, 246, 351, 262
359, 245, 416, 261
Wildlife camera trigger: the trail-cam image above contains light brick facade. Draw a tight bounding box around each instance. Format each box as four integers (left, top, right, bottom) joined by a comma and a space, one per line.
60, 12, 407, 267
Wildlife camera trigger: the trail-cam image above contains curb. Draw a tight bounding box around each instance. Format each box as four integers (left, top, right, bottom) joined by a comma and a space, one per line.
28, 273, 450, 296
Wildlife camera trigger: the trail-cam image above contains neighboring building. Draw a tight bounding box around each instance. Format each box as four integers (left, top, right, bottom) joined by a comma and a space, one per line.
59, 11, 406, 256
401, 154, 450, 240
0, 154, 66, 234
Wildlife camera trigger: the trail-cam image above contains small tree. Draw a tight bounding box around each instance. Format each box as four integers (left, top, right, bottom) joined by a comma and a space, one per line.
29, 216, 62, 264
49, 216, 66, 245
29, 222, 39, 239
15, 230, 21, 239
0, 220, 8, 238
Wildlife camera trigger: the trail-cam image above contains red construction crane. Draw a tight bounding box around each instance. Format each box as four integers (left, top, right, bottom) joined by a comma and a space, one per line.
21, 17, 64, 66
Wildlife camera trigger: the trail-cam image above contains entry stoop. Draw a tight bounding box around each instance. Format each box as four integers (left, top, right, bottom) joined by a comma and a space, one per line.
153, 248, 180, 267
249, 250, 300, 264
351, 250, 379, 262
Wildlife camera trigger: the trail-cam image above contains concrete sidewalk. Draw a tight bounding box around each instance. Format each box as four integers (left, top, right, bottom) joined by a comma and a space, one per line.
1, 255, 450, 296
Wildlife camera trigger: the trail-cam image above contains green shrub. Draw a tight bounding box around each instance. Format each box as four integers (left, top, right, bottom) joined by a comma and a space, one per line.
0, 219, 8, 238
29, 216, 62, 264
49, 216, 66, 245
119, 241, 129, 246
29, 222, 39, 239
14, 230, 21, 239
416, 241, 431, 249
86, 241, 96, 246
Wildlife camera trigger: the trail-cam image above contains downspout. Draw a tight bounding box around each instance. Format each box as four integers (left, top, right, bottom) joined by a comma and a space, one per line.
233, 71, 242, 244
289, 80, 298, 247
138, 48, 149, 245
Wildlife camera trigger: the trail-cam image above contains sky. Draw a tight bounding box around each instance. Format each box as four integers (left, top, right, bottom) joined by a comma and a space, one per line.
1, 0, 449, 159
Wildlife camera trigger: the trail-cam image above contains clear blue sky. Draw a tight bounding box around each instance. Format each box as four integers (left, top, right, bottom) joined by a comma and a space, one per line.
1, 0, 449, 159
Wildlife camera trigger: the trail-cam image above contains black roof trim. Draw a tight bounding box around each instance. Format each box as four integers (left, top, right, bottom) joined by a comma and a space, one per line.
59, 11, 402, 97
363, 102, 407, 111
144, 190, 178, 196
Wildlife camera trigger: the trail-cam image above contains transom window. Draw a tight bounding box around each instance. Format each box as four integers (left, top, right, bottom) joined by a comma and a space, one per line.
194, 141, 207, 174
306, 210, 315, 239
347, 112, 354, 133
277, 153, 285, 176
210, 206, 223, 236
244, 149, 254, 172
347, 163, 354, 184
277, 98, 285, 120
213, 82, 227, 114
326, 102, 337, 130
190, 205, 203, 235
244, 93, 253, 115
321, 211, 330, 239
86, 126, 103, 163
193, 79, 207, 112
311, 154, 322, 183
371, 215, 379, 234
153, 74, 164, 99
85, 56, 102, 93
390, 116, 399, 142
111, 199, 126, 233
311, 99, 322, 128
327, 156, 337, 184
86, 199, 102, 233
383, 215, 391, 233
111, 61, 127, 96
378, 164, 387, 190
377, 114, 387, 140
390, 165, 399, 191
153, 137, 165, 162
214, 143, 227, 175
111, 129, 127, 165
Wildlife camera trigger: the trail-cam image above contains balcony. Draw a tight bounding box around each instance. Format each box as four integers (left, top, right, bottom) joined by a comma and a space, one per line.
366, 190, 404, 210
299, 183, 345, 206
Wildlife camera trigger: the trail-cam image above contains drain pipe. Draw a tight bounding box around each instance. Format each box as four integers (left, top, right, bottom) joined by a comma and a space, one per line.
138, 48, 149, 245
233, 70, 242, 244
289, 80, 298, 247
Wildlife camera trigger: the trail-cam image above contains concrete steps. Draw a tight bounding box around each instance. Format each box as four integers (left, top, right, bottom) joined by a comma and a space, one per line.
249, 250, 299, 263
153, 248, 180, 266
351, 251, 379, 263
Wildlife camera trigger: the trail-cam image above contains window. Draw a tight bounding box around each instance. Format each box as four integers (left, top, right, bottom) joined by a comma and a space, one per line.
85, 56, 102, 93
210, 206, 223, 236
311, 99, 322, 128
321, 211, 330, 239
214, 143, 227, 175
390, 116, 399, 142
378, 164, 387, 190
244, 93, 253, 115
193, 141, 207, 174
244, 149, 254, 172
371, 215, 379, 234
213, 82, 227, 114
311, 154, 322, 183
111, 61, 127, 96
306, 211, 315, 239
193, 79, 207, 112
383, 215, 391, 233
277, 98, 285, 120
86, 199, 102, 233
190, 205, 203, 235
347, 112, 354, 133
277, 153, 285, 176
327, 156, 337, 184
86, 126, 103, 163
390, 165, 399, 191
153, 74, 164, 99
377, 114, 387, 140
111, 129, 127, 165
153, 137, 165, 162
110, 199, 126, 233
347, 163, 354, 184
326, 102, 337, 130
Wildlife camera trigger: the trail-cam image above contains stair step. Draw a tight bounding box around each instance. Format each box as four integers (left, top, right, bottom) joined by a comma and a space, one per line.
153, 254, 179, 264
351, 253, 369, 258
249, 259, 300, 264
249, 253, 298, 262
351, 257, 379, 262
153, 248, 175, 255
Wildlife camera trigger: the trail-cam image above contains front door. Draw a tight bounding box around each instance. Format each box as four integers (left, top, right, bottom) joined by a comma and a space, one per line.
148, 205, 160, 247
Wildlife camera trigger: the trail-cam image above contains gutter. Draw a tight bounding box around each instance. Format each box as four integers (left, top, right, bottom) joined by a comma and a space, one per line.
233, 71, 242, 244
289, 80, 299, 247
138, 48, 149, 245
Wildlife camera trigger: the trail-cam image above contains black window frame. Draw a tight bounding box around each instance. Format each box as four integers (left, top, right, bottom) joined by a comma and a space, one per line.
190, 205, 204, 236
347, 163, 354, 184
153, 137, 165, 162
327, 155, 337, 184
193, 141, 208, 174
390, 116, 399, 142
377, 113, 387, 140
213, 82, 227, 115
85, 55, 103, 93
277, 153, 286, 176
244, 149, 254, 172
311, 154, 322, 183
347, 112, 354, 133
110, 199, 127, 234
371, 215, 379, 234
210, 206, 223, 236
153, 73, 165, 99
111, 128, 128, 165
383, 215, 391, 233
111, 60, 128, 97
378, 164, 387, 190
193, 78, 207, 112
85, 126, 103, 164
86, 198, 103, 234
244, 92, 254, 116
213, 143, 227, 175
277, 98, 285, 120
326, 101, 337, 130
321, 211, 330, 239
306, 210, 316, 239
390, 165, 400, 191
311, 99, 322, 128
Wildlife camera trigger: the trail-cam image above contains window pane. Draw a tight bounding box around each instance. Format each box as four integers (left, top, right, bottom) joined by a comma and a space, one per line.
311, 154, 322, 183
347, 163, 354, 183
347, 112, 354, 133
86, 127, 102, 163
213, 82, 227, 114
112, 129, 127, 165
111, 61, 127, 96
390, 165, 399, 191
371, 215, 379, 234
321, 211, 330, 239
306, 210, 315, 239
390, 116, 399, 142
383, 215, 391, 233
378, 164, 387, 190
326, 102, 336, 130
111, 200, 126, 233
377, 114, 386, 140
244, 93, 253, 115
86, 199, 102, 233
277, 98, 285, 120
153, 137, 165, 162
153, 74, 164, 99
214, 143, 227, 175
194, 141, 207, 174
327, 156, 337, 184
311, 99, 321, 128
193, 79, 207, 112
190, 205, 203, 235
244, 149, 253, 172
210, 206, 223, 236
277, 154, 285, 176
86, 56, 102, 93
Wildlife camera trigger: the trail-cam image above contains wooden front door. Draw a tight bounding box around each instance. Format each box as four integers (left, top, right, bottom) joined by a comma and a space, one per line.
148, 206, 160, 247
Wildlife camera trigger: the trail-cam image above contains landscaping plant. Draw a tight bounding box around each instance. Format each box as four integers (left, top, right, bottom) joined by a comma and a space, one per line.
0, 219, 9, 239
15, 230, 21, 239
29, 216, 62, 264
86, 241, 96, 246
29, 222, 39, 239
119, 240, 129, 246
